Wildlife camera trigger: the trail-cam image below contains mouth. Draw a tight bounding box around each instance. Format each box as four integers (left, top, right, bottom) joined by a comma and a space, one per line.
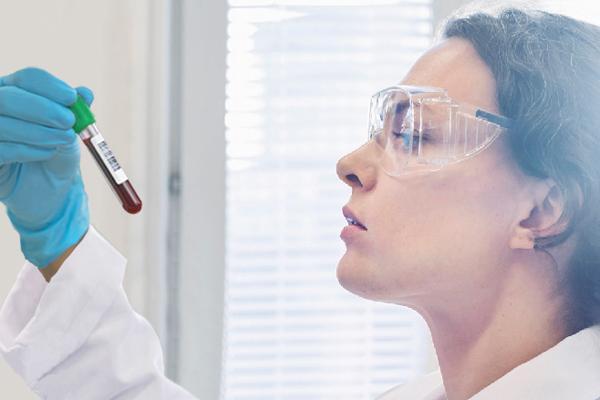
342, 205, 367, 231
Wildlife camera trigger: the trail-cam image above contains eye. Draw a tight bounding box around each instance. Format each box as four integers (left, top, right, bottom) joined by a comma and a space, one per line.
392, 130, 425, 148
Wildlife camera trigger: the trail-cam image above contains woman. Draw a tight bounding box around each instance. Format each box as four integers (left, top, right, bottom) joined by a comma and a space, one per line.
336, 7, 600, 399
0, 5, 598, 400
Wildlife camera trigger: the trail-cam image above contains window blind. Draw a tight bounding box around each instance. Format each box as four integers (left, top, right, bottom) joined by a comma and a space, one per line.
222, 2, 434, 399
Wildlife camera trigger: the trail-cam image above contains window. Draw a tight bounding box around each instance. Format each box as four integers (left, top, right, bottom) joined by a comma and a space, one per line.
168, 1, 600, 397
222, 2, 434, 399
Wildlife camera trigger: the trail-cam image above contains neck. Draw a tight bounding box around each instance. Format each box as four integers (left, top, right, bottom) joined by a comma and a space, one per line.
418, 257, 570, 400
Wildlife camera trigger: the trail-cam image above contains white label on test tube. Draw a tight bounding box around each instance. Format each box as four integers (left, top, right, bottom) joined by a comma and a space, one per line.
90, 134, 128, 185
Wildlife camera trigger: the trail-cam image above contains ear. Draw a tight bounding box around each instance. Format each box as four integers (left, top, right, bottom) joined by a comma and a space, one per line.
509, 179, 567, 250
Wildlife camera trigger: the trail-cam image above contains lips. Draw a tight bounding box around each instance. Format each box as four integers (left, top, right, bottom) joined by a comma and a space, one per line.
342, 205, 367, 230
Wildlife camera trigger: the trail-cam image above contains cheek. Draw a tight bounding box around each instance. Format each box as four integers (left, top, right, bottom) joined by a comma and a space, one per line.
337, 180, 454, 300
341, 172, 513, 301
337, 138, 523, 302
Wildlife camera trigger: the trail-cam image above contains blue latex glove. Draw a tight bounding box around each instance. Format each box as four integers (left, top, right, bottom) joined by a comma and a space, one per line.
0, 67, 93, 268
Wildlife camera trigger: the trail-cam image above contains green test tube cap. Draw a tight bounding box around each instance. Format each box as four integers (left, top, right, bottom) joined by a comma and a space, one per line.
69, 95, 96, 133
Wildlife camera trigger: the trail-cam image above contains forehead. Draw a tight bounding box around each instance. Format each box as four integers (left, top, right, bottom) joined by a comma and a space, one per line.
399, 37, 500, 114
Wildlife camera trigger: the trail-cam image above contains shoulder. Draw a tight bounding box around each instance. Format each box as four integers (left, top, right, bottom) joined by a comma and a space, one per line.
374, 370, 444, 400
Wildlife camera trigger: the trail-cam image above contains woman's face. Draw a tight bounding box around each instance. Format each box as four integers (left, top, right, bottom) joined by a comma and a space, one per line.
336, 38, 533, 309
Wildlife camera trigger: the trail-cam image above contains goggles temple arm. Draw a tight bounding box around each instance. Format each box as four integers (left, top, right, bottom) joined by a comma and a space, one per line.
475, 109, 514, 129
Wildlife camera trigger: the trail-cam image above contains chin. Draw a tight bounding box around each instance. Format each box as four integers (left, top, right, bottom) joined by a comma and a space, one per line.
336, 253, 388, 301
336, 252, 424, 304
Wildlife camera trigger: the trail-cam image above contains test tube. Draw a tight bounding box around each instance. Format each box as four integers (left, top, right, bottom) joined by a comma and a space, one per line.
69, 96, 142, 214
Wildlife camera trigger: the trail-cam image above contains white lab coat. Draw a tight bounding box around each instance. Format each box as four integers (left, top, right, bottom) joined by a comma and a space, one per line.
0, 224, 598, 399
0, 225, 195, 399
377, 325, 600, 400
376, 324, 600, 398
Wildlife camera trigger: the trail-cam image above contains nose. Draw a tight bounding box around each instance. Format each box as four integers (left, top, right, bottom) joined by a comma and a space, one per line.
336, 143, 377, 191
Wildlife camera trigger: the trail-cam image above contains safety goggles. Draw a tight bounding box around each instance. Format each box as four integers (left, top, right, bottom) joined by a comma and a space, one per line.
368, 85, 514, 177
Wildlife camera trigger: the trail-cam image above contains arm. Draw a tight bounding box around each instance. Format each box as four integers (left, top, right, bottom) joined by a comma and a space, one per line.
0, 67, 196, 399
0, 225, 197, 399
39, 228, 87, 283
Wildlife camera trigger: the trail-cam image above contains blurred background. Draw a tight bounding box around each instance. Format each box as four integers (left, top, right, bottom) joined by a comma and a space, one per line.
0, 1, 598, 399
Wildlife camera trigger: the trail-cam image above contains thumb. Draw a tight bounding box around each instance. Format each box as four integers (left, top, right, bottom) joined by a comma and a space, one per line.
75, 86, 94, 106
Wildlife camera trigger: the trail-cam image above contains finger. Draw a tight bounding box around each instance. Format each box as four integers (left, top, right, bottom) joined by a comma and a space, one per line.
75, 86, 94, 106
0, 116, 77, 148
0, 86, 75, 129
1, 67, 77, 106
0, 142, 57, 164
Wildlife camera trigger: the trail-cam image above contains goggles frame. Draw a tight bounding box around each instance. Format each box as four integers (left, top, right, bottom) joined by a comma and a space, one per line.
368, 85, 514, 177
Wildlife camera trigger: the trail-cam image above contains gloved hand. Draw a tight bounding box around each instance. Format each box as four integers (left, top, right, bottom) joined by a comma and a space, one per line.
0, 67, 93, 268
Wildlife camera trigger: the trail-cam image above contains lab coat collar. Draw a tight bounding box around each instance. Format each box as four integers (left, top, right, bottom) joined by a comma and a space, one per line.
375, 324, 600, 399
471, 323, 600, 399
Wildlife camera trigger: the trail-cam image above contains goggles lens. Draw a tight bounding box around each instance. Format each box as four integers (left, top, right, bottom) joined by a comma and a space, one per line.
368, 86, 509, 176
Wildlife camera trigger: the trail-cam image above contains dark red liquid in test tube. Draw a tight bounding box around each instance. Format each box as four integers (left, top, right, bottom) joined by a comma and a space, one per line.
82, 135, 142, 214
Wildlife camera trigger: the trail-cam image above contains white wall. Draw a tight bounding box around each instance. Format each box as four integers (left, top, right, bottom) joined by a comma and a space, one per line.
0, 1, 167, 397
